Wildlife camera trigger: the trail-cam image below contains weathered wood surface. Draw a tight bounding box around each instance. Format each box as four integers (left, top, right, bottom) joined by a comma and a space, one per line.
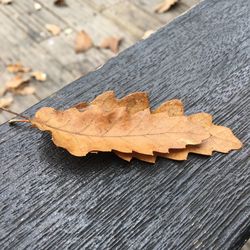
1, 0, 250, 249
0, 0, 199, 124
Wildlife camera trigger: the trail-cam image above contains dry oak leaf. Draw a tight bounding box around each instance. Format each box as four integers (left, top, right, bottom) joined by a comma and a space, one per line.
152, 99, 184, 116
15, 86, 36, 96
99, 36, 122, 53
75, 31, 93, 53
73, 91, 151, 160
92, 96, 241, 163
116, 103, 242, 162
74, 91, 150, 115
54, 0, 67, 7
114, 99, 184, 162
7, 63, 31, 73
78, 92, 183, 162
1, 91, 242, 162
73, 91, 150, 158
45, 24, 61, 36
155, 0, 178, 13
31, 104, 209, 157
5, 75, 30, 91
31, 71, 47, 81
0, 96, 13, 108
165, 113, 243, 160
71, 92, 185, 163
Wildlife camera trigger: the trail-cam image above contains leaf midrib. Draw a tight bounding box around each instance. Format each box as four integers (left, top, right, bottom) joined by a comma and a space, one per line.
34, 121, 207, 138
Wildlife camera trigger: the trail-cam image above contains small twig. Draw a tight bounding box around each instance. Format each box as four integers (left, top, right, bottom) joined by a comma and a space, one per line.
0, 107, 31, 124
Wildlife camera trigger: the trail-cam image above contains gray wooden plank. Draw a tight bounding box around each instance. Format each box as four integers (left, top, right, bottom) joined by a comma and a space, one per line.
35, 0, 138, 45
0, 6, 78, 88
0, 0, 250, 249
85, 0, 162, 38
133, 0, 198, 25
34, 0, 138, 62
0, 0, 108, 75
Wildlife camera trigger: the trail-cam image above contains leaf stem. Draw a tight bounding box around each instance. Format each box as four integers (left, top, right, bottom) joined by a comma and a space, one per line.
9, 119, 30, 124
0, 107, 31, 123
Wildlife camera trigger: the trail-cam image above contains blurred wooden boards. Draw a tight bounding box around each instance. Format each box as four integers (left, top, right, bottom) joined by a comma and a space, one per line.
0, 0, 199, 123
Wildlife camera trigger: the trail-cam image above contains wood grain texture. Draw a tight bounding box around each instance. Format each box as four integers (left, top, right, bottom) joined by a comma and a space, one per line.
0, 0, 250, 249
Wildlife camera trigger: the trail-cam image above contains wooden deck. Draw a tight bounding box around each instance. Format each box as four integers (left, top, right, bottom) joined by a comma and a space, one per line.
1, 0, 250, 248
0, 0, 200, 124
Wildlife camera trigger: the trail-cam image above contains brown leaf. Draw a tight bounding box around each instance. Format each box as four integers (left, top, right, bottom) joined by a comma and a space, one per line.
7, 63, 31, 73
99, 36, 122, 53
5, 75, 30, 91
74, 91, 149, 114
113, 151, 132, 162
73, 102, 89, 111
91, 91, 149, 114
73, 91, 150, 161
45, 24, 61, 36
153, 99, 184, 116
15, 86, 36, 96
6, 91, 241, 163
165, 113, 243, 160
117, 103, 242, 162
0, 96, 13, 108
75, 91, 139, 111
75, 31, 93, 53
31, 71, 47, 81
31, 103, 209, 157
54, 0, 67, 7
155, 0, 178, 13
91, 96, 242, 163
115, 151, 156, 163
114, 99, 184, 162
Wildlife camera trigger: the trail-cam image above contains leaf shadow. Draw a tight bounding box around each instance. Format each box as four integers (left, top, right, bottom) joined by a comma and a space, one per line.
36, 131, 212, 182
37, 134, 156, 178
